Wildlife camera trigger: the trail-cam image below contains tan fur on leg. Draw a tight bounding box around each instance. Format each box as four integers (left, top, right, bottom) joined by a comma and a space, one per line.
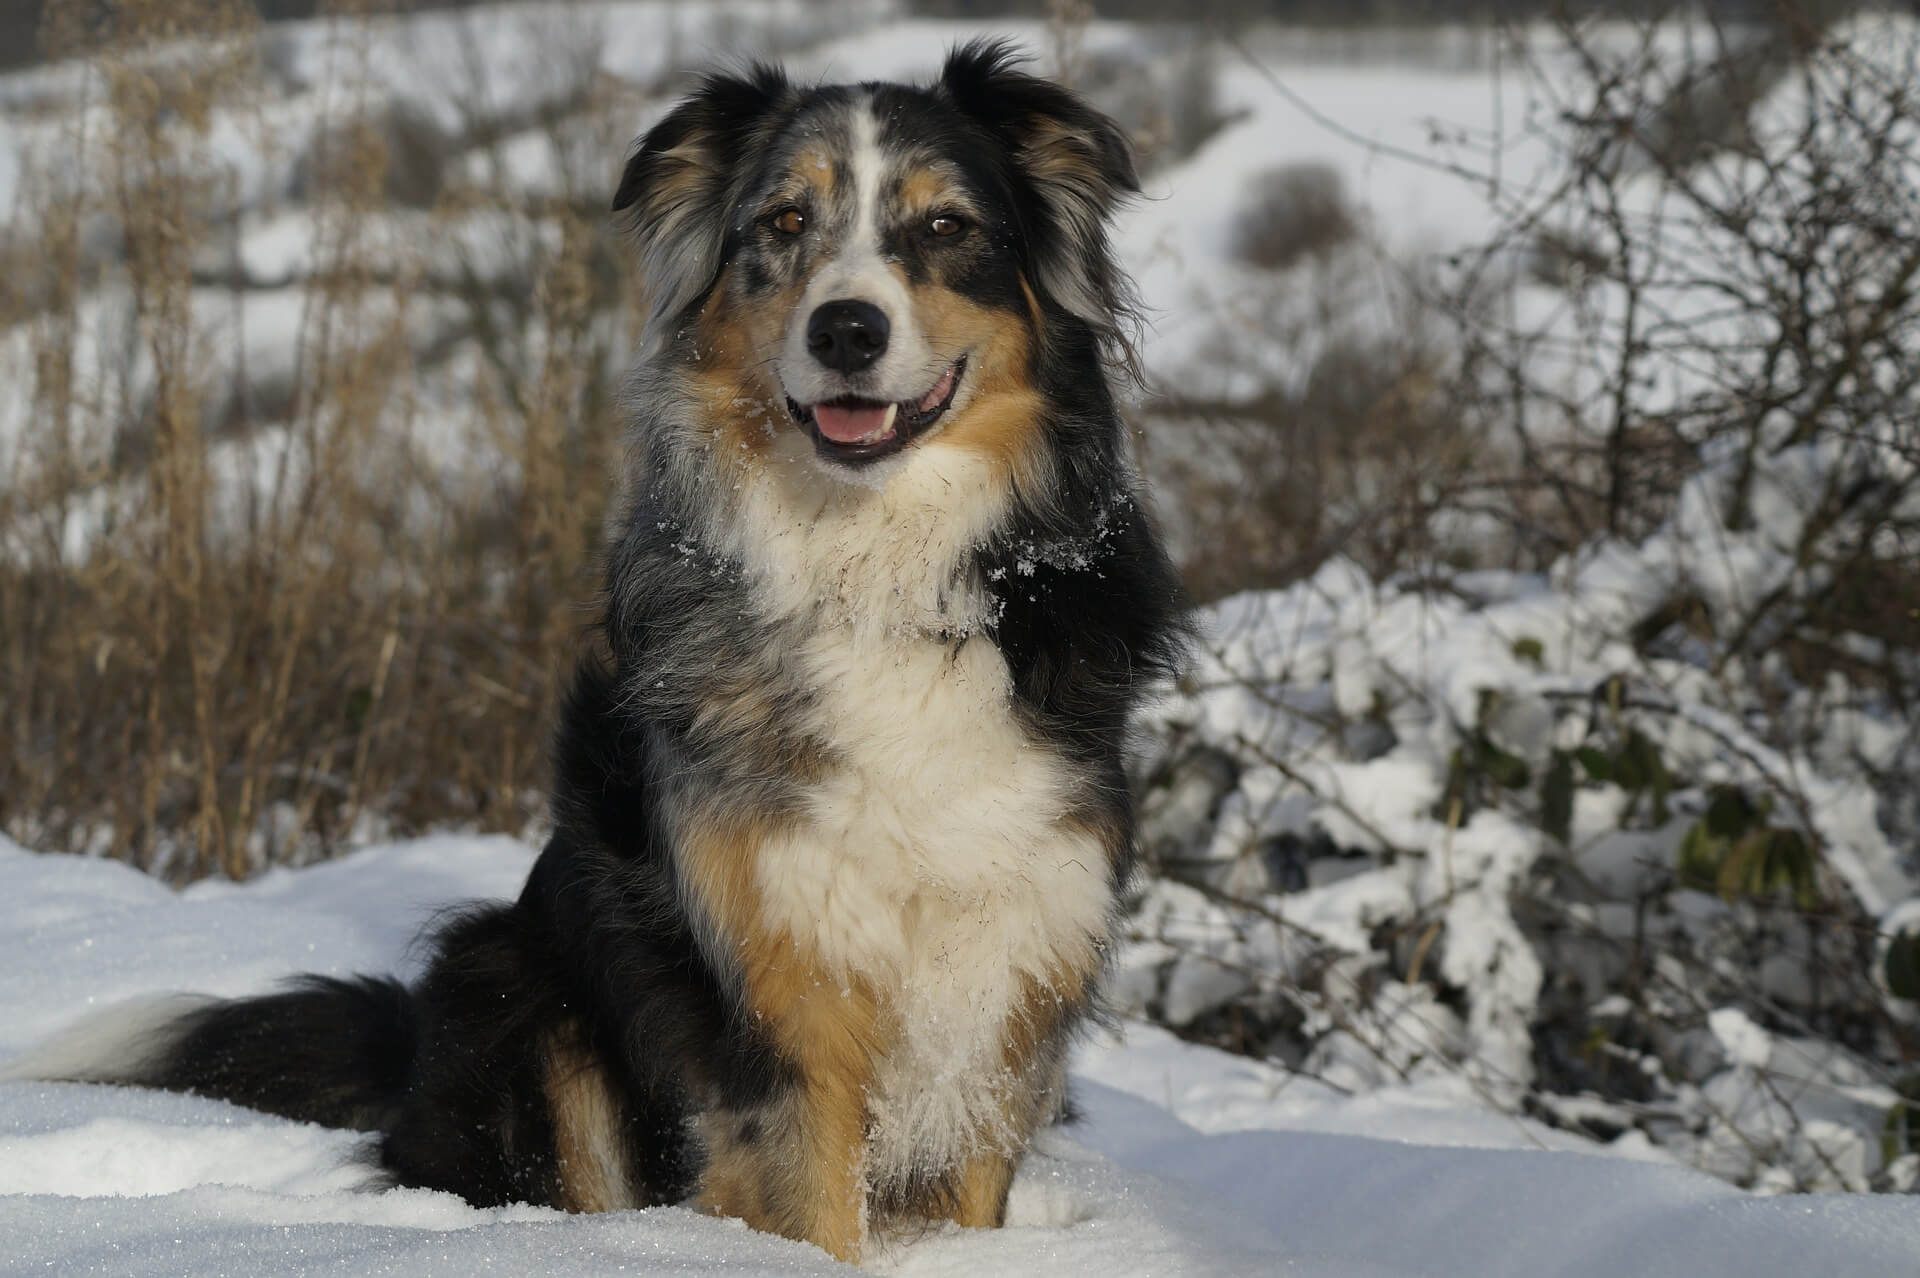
948, 1148, 1017, 1228
734, 929, 882, 1262
682, 818, 885, 1261
543, 1026, 636, 1213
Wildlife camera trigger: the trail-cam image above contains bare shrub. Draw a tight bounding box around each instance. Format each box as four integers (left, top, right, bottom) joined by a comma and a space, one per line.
1232, 162, 1357, 270
1149, 328, 1465, 602
1447, 11, 1920, 697
0, 2, 644, 879
293, 99, 450, 209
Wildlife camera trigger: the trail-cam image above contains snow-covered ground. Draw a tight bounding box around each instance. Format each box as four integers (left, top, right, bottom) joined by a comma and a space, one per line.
5, 833, 1919, 1277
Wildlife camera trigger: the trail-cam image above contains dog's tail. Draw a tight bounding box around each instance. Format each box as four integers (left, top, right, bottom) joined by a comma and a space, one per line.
1, 976, 416, 1132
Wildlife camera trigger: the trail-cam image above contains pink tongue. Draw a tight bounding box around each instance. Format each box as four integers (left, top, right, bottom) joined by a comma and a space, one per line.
813, 402, 893, 444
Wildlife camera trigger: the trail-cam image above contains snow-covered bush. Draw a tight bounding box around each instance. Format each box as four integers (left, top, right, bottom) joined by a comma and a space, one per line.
1123, 9, 1920, 1193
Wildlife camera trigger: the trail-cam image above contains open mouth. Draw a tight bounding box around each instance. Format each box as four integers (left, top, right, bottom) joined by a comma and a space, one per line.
786, 358, 966, 465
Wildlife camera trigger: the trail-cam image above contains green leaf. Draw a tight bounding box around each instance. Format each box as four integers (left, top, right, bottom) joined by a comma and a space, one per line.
1703, 786, 1758, 840
1600, 673, 1628, 719
1649, 760, 1673, 826
1884, 1101, 1916, 1166
1573, 746, 1613, 782
1480, 740, 1532, 790
1540, 750, 1574, 844
1612, 738, 1647, 793
1646, 740, 1673, 823
1695, 822, 1821, 906
1764, 828, 1818, 909
1676, 820, 1727, 893
1720, 829, 1770, 901
1885, 929, 1920, 1001
1612, 729, 1672, 822
1433, 747, 1472, 821
1512, 636, 1545, 668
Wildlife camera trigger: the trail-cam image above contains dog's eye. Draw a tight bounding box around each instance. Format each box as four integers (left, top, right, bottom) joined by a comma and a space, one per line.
928, 213, 966, 238
770, 207, 807, 236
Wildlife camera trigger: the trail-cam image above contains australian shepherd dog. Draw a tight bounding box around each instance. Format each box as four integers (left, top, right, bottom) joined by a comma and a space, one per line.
7, 41, 1183, 1264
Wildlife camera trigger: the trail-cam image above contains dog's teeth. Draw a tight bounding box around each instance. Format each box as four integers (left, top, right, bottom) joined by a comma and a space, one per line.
864, 403, 900, 443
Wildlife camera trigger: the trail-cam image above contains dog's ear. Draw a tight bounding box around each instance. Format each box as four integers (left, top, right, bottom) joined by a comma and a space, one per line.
938, 39, 1140, 361
614, 63, 791, 333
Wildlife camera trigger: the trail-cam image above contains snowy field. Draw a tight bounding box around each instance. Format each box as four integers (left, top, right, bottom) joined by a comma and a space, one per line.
5, 834, 1920, 1277
4, 0, 1920, 1271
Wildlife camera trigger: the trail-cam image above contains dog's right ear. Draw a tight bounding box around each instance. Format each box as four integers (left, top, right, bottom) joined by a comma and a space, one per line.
937, 40, 1141, 373
614, 64, 791, 332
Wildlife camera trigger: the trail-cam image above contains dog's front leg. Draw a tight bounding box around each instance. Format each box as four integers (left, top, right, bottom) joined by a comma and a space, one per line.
701, 932, 880, 1264
947, 1147, 1018, 1228
937, 970, 1080, 1230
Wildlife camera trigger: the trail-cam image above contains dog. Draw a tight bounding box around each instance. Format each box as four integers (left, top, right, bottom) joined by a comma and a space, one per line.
4, 41, 1184, 1264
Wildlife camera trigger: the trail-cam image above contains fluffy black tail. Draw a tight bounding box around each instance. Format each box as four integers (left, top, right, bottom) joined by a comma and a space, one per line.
4, 976, 417, 1132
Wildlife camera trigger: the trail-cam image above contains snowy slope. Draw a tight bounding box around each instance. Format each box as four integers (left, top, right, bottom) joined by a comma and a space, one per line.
3, 835, 1919, 1277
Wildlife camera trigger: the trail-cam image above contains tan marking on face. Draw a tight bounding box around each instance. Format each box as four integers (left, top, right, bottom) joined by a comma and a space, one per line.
543, 1025, 637, 1213
794, 148, 836, 202
686, 266, 800, 459
908, 282, 1047, 487
732, 267, 812, 398
897, 166, 950, 219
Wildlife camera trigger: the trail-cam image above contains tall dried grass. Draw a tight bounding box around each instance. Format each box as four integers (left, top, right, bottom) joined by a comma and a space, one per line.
0, 1, 644, 880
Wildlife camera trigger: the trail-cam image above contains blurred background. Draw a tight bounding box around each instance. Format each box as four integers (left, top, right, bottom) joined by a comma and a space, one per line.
2, 0, 1918, 1198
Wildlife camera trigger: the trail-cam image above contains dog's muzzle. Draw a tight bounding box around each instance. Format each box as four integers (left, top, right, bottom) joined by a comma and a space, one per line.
787, 357, 967, 466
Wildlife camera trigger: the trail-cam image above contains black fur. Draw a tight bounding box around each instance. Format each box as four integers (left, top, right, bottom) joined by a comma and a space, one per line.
144, 975, 413, 1133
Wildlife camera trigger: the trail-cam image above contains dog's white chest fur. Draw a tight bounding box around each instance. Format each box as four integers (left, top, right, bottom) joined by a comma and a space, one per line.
758, 629, 1110, 1179
728, 439, 1112, 1181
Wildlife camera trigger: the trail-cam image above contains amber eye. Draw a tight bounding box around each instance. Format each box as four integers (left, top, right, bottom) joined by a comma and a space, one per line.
929, 213, 966, 237
770, 207, 806, 236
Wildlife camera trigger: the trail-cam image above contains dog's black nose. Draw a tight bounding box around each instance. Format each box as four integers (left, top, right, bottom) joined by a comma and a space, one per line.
806, 300, 890, 373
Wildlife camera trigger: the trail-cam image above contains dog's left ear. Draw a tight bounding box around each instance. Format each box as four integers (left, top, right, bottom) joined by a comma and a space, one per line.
939, 39, 1140, 356
614, 64, 791, 334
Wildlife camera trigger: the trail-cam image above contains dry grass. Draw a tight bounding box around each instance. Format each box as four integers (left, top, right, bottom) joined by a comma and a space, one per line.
0, 2, 645, 879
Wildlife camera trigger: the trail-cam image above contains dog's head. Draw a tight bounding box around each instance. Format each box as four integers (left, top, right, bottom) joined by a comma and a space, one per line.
613, 41, 1137, 472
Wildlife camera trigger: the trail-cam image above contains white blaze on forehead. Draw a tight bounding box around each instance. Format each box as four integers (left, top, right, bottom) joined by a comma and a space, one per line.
778, 96, 940, 413
848, 100, 886, 263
